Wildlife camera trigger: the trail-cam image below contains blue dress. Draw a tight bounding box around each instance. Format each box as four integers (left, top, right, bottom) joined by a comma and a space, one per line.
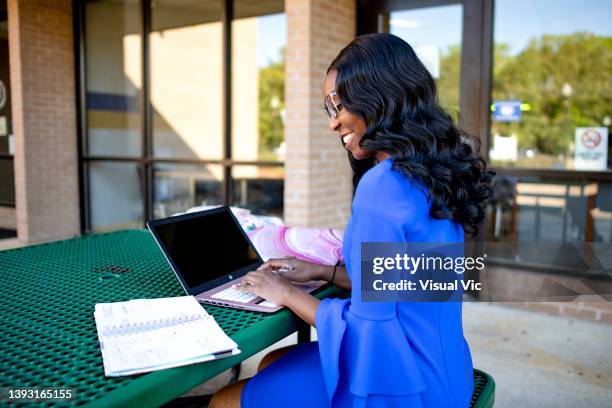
242, 158, 474, 407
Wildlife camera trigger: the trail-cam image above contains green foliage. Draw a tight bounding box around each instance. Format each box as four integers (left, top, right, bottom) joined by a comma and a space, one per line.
492, 32, 612, 155
437, 32, 611, 163
258, 47, 285, 159
437, 44, 461, 120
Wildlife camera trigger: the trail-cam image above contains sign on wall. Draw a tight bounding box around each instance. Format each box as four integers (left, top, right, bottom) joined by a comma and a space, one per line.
492, 100, 522, 122
574, 127, 608, 171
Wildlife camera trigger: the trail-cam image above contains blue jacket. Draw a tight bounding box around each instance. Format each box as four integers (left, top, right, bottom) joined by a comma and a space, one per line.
315, 158, 474, 407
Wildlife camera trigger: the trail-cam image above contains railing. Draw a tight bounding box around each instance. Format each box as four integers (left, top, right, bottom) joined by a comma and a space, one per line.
486, 167, 612, 274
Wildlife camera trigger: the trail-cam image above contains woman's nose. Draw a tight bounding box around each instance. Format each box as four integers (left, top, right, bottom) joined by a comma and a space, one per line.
328, 117, 340, 131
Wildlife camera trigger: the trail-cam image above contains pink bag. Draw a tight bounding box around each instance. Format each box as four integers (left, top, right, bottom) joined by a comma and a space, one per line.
248, 225, 344, 265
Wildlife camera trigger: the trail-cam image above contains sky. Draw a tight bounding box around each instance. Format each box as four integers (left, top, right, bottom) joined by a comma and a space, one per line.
255, 0, 611, 67
256, 13, 286, 67
390, 0, 611, 56
390, 4, 463, 53
494, 0, 612, 55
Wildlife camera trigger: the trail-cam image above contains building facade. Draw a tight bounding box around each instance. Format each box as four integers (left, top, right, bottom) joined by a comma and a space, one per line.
0, 0, 610, 321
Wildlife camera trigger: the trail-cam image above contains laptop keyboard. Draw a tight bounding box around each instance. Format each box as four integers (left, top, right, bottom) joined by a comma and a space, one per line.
211, 286, 257, 303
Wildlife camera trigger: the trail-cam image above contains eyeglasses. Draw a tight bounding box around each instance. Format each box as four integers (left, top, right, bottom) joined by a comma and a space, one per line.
322, 90, 343, 120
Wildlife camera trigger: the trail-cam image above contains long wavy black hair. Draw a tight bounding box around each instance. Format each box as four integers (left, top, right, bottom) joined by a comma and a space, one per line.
328, 33, 495, 236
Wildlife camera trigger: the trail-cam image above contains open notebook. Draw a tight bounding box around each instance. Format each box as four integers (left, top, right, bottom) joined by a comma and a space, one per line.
94, 296, 240, 377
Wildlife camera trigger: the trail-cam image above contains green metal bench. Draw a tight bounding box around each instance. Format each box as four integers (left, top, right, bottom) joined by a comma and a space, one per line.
0, 230, 494, 406
471, 369, 496, 408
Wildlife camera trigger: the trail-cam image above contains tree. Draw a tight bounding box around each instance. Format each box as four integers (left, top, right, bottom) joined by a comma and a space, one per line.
492, 33, 612, 158
258, 47, 285, 159
437, 44, 461, 120
437, 33, 611, 165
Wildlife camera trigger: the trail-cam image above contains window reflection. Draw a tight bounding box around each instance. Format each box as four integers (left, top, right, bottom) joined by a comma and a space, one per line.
85, 0, 141, 157
89, 162, 143, 231
151, 0, 223, 159
153, 163, 223, 218
82, 0, 286, 230
384, 5, 463, 118
231, 165, 284, 217
491, 0, 612, 170
232, 1, 286, 161
488, 177, 612, 244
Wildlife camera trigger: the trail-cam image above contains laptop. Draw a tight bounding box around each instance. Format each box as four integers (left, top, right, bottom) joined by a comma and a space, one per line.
147, 206, 325, 313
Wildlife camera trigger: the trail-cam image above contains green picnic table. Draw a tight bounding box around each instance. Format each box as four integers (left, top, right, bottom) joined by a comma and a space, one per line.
0, 230, 494, 407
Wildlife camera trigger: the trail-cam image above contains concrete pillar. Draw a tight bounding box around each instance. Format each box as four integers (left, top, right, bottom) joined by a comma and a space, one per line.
284, 0, 356, 229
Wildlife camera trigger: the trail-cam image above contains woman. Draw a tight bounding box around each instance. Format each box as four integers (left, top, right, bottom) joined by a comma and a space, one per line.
210, 33, 494, 408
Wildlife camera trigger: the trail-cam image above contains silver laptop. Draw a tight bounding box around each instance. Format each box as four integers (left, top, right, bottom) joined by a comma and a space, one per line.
147, 206, 325, 313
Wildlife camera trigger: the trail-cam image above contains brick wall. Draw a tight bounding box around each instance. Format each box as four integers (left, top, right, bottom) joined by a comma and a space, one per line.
7, 0, 80, 243
482, 265, 612, 324
284, 0, 355, 229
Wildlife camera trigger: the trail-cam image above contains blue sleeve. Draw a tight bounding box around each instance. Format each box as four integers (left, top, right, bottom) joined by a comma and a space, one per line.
315, 164, 427, 402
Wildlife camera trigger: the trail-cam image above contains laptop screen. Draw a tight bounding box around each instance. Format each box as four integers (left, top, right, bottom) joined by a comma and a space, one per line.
150, 208, 261, 292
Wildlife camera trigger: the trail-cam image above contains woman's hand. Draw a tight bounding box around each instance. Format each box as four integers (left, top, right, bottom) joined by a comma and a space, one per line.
235, 269, 296, 305
257, 257, 331, 283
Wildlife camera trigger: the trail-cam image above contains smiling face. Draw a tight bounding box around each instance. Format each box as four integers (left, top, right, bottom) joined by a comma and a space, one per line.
323, 70, 373, 161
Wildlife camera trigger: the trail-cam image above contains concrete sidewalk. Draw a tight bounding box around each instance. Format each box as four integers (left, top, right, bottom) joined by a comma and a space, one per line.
190, 302, 612, 407
463, 302, 611, 407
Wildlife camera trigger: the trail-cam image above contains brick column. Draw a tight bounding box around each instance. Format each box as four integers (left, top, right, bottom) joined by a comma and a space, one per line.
8, 0, 80, 243
284, 0, 355, 229
0, 208, 16, 230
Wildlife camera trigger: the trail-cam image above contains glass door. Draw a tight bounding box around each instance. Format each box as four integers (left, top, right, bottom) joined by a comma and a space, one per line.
378, 2, 463, 121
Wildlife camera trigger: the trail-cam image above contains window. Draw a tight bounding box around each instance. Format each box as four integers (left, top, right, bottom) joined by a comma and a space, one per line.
0, 1, 14, 209
85, 0, 141, 158
151, 0, 223, 160
487, 0, 612, 264
79, 0, 285, 232
489, 177, 612, 244
89, 162, 142, 231
231, 1, 285, 215
232, 3, 285, 162
153, 163, 224, 218
381, 3, 463, 119
490, 0, 611, 171
231, 165, 283, 217
83, 0, 142, 231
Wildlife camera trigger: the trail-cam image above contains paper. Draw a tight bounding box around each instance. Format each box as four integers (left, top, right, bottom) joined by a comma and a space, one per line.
95, 296, 240, 377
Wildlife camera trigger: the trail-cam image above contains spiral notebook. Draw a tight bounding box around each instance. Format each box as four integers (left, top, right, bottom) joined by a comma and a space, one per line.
94, 296, 240, 377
